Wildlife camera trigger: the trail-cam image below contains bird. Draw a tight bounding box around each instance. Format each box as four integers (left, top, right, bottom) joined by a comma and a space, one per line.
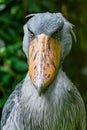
1, 12, 86, 130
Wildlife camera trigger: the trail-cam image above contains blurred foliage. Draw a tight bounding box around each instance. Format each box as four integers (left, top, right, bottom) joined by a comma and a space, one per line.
0, 0, 87, 121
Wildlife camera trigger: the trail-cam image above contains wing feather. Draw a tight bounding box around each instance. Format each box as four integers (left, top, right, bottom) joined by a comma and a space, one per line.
1, 81, 24, 130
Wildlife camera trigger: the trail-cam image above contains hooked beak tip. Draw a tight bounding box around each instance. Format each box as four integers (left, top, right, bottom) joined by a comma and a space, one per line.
37, 87, 42, 96
36, 84, 43, 96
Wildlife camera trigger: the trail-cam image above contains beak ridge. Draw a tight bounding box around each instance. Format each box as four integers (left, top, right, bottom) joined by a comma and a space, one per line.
29, 34, 61, 95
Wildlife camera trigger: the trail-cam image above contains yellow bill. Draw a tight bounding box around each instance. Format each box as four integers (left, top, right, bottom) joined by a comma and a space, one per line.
29, 34, 61, 95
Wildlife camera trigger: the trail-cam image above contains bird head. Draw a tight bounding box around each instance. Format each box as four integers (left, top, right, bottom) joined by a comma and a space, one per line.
23, 12, 76, 95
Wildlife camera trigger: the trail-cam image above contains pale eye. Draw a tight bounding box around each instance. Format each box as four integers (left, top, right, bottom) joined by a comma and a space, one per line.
28, 29, 35, 41
52, 30, 59, 39
52, 29, 61, 41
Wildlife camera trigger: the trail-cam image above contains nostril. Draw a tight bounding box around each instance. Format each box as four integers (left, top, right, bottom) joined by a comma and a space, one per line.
47, 42, 50, 50
33, 51, 38, 61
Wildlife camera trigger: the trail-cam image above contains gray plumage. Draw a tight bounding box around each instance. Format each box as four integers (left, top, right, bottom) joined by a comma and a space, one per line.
1, 12, 86, 130
23, 12, 73, 59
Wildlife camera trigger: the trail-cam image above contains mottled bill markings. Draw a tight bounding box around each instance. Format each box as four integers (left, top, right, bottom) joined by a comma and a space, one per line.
29, 34, 61, 90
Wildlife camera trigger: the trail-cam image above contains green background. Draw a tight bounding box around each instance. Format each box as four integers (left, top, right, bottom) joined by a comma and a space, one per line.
0, 0, 87, 124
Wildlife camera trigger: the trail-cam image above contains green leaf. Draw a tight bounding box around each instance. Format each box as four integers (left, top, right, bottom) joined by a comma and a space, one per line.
0, 96, 8, 108
2, 73, 12, 84
13, 60, 27, 71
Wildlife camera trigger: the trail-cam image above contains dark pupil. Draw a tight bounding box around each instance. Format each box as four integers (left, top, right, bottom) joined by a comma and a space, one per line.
52, 30, 59, 39
31, 32, 34, 38
30, 30, 35, 40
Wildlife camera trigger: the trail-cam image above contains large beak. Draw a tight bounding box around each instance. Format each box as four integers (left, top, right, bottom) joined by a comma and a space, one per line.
29, 34, 61, 95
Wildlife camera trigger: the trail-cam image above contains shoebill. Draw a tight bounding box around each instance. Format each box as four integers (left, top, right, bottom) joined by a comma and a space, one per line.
1, 12, 86, 130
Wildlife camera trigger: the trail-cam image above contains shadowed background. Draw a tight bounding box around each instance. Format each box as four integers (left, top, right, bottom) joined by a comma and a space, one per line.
0, 0, 87, 123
